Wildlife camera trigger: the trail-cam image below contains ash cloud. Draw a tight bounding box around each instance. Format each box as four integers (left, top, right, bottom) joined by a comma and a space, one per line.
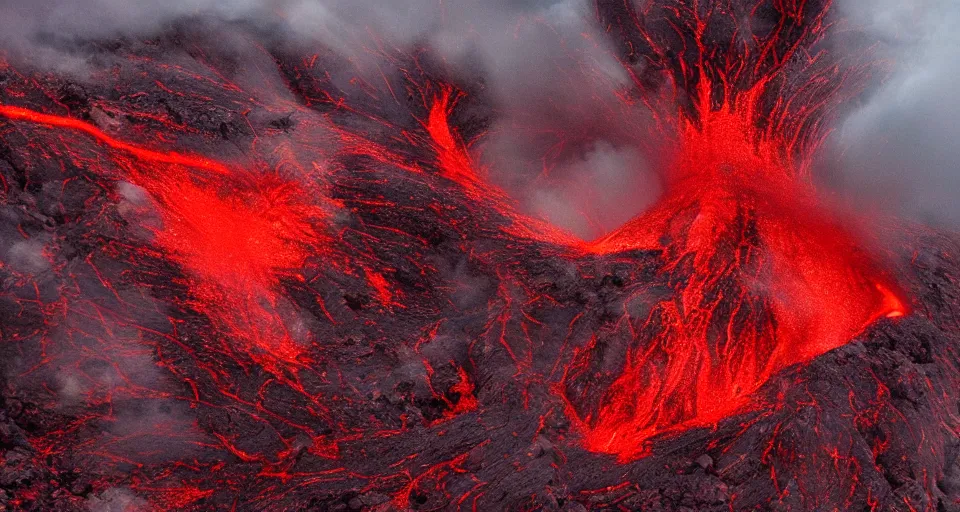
825, 0, 960, 228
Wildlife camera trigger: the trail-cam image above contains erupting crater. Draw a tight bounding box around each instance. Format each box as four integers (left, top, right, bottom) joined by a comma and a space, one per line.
563, 82, 907, 461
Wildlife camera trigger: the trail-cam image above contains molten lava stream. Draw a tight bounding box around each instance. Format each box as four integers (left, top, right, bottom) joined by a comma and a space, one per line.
566, 87, 908, 462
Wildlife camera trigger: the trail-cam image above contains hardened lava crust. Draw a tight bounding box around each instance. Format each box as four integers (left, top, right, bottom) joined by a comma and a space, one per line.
0, 0, 959, 510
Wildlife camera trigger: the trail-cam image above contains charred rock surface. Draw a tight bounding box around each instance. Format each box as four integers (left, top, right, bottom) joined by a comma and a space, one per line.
0, 2, 958, 511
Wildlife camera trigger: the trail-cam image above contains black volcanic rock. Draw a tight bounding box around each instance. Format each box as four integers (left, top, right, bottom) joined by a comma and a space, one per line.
0, 4, 958, 512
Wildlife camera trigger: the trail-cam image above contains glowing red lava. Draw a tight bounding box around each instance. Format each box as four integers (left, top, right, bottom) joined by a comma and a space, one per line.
0, 105, 232, 175
425, 87, 481, 191
0, 103, 329, 371
2, 1, 958, 505
146, 173, 328, 370
563, 81, 907, 460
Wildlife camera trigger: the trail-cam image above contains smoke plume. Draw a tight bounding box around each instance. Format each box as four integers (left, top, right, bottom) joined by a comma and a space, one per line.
827, 0, 960, 228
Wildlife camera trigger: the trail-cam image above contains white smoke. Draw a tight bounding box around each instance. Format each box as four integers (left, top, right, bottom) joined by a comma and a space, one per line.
827, 0, 960, 228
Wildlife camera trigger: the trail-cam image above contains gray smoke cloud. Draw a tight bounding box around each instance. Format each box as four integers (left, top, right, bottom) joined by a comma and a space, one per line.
0, 0, 656, 239
4, 0, 957, 237
826, 0, 960, 228
519, 142, 659, 240
283, 0, 655, 239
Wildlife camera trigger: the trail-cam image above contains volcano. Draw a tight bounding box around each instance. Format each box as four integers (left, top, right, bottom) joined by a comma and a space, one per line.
0, 0, 958, 511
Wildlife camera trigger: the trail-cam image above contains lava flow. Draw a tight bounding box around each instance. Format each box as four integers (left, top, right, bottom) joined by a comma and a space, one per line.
548, 0, 918, 462
0, 0, 958, 510
565, 82, 907, 461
